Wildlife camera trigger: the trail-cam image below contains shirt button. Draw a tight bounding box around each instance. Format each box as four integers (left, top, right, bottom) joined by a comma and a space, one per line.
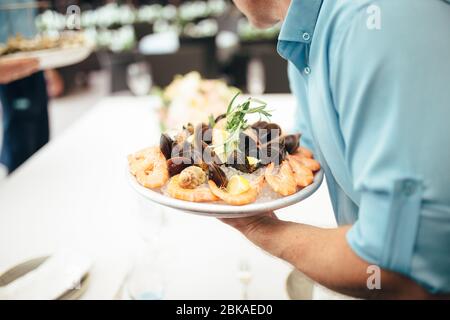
304, 66, 311, 75
402, 180, 417, 196
302, 32, 311, 41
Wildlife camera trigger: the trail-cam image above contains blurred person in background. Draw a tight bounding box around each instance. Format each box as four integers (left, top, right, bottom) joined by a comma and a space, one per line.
226, 0, 450, 299
0, 0, 49, 173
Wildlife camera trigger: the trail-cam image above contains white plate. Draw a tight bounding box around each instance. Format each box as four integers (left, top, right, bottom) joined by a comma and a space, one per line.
0, 45, 93, 70
128, 168, 324, 218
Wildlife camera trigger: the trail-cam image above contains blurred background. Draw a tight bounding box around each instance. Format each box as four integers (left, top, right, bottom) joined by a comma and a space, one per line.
0, 0, 291, 176
31, 0, 288, 95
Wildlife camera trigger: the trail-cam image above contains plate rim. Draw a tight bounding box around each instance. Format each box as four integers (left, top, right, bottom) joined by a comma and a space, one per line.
128, 167, 324, 216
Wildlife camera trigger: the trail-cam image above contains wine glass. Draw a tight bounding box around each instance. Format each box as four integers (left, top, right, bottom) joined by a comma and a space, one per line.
126, 62, 153, 96
125, 200, 167, 300
237, 259, 252, 300
246, 57, 266, 95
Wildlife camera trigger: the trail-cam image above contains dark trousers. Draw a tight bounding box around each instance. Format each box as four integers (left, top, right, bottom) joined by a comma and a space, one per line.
0, 71, 49, 173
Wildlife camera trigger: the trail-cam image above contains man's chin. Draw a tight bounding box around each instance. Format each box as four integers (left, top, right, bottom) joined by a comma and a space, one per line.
249, 17, 279, 30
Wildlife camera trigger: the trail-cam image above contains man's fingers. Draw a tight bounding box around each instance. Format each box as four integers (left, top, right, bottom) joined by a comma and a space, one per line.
219, 211, 279, 234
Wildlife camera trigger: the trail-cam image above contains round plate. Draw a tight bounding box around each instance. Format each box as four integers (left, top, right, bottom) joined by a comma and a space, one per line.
0, 45, 93, 70
128, 168, 324, 218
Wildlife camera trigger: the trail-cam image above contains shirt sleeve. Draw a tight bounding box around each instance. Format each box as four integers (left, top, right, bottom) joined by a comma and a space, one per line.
330, 0, 450, 293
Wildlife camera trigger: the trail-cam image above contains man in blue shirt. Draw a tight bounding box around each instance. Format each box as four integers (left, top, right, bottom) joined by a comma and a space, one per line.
225, 0, 450, 298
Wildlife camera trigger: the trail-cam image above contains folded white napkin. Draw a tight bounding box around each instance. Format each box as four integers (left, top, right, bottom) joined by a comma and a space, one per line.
0, 251, 92, 300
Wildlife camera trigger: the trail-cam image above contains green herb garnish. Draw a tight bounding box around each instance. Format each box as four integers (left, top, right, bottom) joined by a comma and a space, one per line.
208, 114, 216, 128
222, 92, 272, 155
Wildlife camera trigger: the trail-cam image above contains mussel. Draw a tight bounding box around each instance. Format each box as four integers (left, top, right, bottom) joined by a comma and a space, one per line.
251, 121, 282, 144
251, 121, 269, 131
238, 132, 259, 159
201, 142, 222, 165
167, 157, 192, 177
160, 133, 174, 160
193, 123, 212, 149
214, 114, 226, 124
260, 138, 286, 166
226, 150, 259, 174
208, 163, 228, 188
283, 133, 301, 154
172, 141, 194, 159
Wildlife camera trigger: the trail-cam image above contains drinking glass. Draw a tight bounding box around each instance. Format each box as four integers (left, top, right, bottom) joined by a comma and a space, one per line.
125, 200, 167, 300
126, 62, 153, 96
246, 57, 266, 95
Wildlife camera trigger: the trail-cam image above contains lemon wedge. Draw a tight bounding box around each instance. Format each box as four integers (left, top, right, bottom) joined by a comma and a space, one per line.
247, 156, 259, 166
212, 128, 230, 162
227, 175, 251, 195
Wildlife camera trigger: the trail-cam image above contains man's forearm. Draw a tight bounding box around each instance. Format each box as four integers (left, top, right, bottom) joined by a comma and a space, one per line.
234, 216, 433, 299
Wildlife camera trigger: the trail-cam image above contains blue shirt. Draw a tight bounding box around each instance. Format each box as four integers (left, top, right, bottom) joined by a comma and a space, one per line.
280, 0, 450, 293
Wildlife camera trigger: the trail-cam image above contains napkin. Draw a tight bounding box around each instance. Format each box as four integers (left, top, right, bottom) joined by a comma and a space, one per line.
0, 251, 92, 300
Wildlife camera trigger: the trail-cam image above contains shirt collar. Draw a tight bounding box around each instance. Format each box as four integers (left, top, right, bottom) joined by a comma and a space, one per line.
278, 0, 324, 44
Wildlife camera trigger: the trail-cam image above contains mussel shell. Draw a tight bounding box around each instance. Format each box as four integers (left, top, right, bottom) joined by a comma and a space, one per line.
226, 150, 259, 174
160, 133, 174, 160
202, 143, 222, 165
194, 123, 211, 149
259, 138, 286, 165
171, 141, 193, 159
238, 132, 259, 158
214, 114, 226, 124
167, 157, 192, 177
251, 121, 269, 131
283, 133, 301, 154
252, 122, 282, 144
261, 123, 282, 143
208, 163, 228, 188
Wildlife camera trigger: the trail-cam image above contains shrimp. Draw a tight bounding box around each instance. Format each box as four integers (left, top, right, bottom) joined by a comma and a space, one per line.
208, 176, 265, 206
298, 147, 313, 159
264, 161, 297, 196
290, 153, 321, 172
130, 146, 169, 189
287, 155, 314, 187
167, 175, 219, 202
128, 147, 154, 175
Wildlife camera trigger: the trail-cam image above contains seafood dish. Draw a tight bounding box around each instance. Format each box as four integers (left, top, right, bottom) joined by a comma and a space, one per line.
129, 94, 320, 206
158, 72, 238, 131
0, 32, 86, 57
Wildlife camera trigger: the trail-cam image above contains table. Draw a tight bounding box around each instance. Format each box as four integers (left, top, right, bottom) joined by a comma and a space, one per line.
0, 95, 336, 299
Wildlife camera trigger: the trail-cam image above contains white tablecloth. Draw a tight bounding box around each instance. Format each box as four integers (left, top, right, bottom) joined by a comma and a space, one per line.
0, 95, 336, 299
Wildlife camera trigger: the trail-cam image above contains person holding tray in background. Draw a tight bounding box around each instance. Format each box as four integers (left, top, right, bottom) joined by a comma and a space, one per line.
224, 0, 450, 299
0, 0, 49, 173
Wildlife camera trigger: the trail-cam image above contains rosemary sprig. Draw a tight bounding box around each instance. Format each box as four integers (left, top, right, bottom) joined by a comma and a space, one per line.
222, 93, 272, 155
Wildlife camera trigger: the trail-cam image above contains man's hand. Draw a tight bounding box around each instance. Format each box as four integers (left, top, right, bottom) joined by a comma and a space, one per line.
220, 212, 292, 258
220, 212, 439, 299
0, 58, 40, 84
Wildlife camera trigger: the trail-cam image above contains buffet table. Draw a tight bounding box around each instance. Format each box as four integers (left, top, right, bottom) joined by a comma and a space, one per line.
0, 95, 336, 299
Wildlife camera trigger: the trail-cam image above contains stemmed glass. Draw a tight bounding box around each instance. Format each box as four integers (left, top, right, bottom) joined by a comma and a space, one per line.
246, 57, 266, 95
126, 62, 153, 96
125, 200, 167, 300
237, 258, 252, 300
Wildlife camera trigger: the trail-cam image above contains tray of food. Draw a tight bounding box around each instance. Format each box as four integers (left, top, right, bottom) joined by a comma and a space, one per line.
0, 32, 93, 70
128, 94, 323, 218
